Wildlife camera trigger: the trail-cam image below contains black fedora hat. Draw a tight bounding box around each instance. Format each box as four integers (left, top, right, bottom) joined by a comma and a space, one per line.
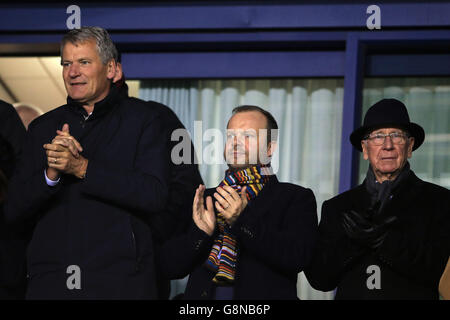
350, 98, 425, 152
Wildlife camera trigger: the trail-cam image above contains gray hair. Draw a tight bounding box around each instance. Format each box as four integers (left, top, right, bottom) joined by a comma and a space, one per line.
60, 26, 118, 65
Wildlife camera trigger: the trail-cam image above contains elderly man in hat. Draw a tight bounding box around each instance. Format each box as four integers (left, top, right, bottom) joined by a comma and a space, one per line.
305, 98, 450, 299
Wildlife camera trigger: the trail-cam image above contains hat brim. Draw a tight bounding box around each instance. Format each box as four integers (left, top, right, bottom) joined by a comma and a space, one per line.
350, 122, 425, 152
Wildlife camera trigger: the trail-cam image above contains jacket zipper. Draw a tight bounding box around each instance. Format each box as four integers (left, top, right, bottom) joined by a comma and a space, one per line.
130, 224, 141, 272
131, 229, 137, 258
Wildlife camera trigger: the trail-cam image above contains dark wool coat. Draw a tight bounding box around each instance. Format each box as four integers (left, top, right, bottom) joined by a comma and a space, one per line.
4, 84, 201, 299
165, 176, 319, 300
305, 171, 450, 300
0, 100, 27, 299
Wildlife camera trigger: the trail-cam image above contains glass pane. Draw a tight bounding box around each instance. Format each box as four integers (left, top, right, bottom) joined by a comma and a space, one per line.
359, 77, 450, 188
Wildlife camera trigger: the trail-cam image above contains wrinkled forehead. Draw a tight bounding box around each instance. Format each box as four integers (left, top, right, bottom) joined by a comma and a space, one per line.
61, 39, 99, 57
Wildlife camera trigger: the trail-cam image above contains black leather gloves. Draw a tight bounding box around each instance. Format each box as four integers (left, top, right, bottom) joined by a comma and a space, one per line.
341, 208, 397, 250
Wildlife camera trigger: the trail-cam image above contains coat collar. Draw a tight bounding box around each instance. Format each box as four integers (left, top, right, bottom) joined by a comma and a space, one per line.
353, 170, 423, 217
67, 82, 128, 120
238, 174, 279, 215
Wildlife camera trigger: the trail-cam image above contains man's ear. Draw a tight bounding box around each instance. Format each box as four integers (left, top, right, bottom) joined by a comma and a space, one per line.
362, 141, 369, 160
267, 141, 277, 158
106, 59, 117, 80
407, 137, 415, 158
113, 62, 123, 83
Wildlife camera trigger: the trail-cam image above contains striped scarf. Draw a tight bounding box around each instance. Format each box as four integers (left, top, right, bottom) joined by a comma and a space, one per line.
205, 164, 272, 285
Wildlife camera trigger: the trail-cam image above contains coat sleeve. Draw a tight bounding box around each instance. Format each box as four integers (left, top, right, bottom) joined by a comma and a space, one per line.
144, 107, 203, 243
79, 113, 170, 214
374, 188, 450, 288
3, 124, 62, 224
304, 200, 367, 292
154, 222, 214, 280
230, 188, 319, 275
0, 208, 28, 299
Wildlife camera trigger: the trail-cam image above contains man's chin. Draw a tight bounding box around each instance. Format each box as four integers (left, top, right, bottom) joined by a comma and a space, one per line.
227, 162, 258, 171
377, 164, 403, 174
68, 94, 87, 103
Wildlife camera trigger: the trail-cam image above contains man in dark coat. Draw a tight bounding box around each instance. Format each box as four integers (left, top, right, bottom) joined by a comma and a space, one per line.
3, 27, 201, 299
0, 101, 28, 299
305, 98, 450, 300
0, 100, 27, 175
111, 62, 203, 299
165, 105, 318, 300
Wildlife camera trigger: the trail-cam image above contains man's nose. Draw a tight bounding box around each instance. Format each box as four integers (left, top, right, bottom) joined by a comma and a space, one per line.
68, 64, 80, 78
383, 135, 394, 149
235, 135, 247, 147
232, 136, 241, 148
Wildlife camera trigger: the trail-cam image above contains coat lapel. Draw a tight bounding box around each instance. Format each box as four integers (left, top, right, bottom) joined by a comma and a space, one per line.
350, 182, 372, 213
351, 171, 423, 221
380, 171, 423, 220
244, 175, 279, 217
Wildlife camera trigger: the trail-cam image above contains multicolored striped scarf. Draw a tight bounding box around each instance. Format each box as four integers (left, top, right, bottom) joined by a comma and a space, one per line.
205, 164, 272, 285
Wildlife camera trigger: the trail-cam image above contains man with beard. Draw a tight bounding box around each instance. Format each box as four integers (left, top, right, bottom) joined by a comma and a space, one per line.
170, 105, 318, 300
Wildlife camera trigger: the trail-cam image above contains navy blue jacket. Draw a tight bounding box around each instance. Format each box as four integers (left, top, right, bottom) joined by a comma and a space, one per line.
176, 176, 319, 300
4, 84, 200, 299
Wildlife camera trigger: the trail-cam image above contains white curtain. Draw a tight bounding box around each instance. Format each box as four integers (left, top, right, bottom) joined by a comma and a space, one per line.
140, 78, 344, 300
360, 77, 450, 189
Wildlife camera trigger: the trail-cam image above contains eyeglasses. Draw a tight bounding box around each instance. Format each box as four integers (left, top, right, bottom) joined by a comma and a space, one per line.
364, 132, 409, 145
